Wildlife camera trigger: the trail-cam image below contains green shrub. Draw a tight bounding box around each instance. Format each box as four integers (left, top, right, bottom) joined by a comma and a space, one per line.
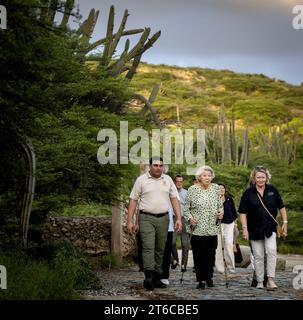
51, 202, 112, 217
0, 242, 101, 300
93, 253, 120, 269
0, 249, 80, 299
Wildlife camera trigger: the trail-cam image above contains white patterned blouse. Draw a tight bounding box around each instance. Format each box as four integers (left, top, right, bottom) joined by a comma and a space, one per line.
183, 183, 223, 236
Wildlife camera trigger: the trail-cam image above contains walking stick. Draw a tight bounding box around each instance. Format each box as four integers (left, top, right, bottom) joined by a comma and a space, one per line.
180, 225, 195, 284
219, 220, 229, 288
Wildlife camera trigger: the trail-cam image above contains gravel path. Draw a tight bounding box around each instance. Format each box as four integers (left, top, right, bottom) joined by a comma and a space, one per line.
82, 252, 303, 300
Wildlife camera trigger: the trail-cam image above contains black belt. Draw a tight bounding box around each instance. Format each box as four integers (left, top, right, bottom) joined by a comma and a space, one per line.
140, 210, 168, 218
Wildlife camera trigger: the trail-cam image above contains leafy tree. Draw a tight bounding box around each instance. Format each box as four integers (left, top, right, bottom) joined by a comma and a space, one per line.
0, 0, 141, 247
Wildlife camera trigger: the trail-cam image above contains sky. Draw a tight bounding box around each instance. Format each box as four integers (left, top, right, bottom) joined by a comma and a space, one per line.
68, 0, 303, 85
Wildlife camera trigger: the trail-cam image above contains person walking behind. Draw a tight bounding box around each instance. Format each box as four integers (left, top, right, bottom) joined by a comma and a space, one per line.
134, 205, 144, 272
160, 205, 175, 286
184, 165, 223, 289
215, 182, 238, 274
171, 175, 188, 272
127, 156, 182, 291
239, 166, 288, 289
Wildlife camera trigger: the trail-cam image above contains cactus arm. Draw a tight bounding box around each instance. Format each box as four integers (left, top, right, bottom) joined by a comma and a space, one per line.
120, 39, 130, 60
140, 83, 161, 112
133, 93, 160, 125
123, 28, 151, 61
59, 0, 75, 28
79, 9, 99, 39
100, 5, 115, 66
108, 9, 129, 59
47, 0, 59, 23
135, 30, 161, 57
125, 54, 142, 80
87, 29, 144, 53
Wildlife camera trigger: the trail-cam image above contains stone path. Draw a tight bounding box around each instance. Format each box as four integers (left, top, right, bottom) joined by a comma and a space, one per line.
82, 252, 303, 300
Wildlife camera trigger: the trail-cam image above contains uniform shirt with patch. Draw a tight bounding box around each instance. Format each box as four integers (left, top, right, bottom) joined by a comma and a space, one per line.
130, 171, 178, 214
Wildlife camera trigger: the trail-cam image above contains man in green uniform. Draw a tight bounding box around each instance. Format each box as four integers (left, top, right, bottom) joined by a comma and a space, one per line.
127, 156, 182, 290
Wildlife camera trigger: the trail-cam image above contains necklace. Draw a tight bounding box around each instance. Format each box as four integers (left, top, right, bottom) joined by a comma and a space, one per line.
199, 182, 210, 190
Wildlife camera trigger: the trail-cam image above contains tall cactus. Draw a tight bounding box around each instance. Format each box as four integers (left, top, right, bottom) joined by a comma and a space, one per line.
42, 2, 161, 83
46, 1, 158, 80
206, 104, 249, 166
54, 2, 161, 121
239, 128, 249, 166
100, 5, 115, 66
256, 126, 299, 164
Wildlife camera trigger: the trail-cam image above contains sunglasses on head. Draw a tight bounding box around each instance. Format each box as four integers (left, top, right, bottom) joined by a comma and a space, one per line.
255, 165, 266, 170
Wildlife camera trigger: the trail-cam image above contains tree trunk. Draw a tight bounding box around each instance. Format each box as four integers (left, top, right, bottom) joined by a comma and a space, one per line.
19, 136, 36, 248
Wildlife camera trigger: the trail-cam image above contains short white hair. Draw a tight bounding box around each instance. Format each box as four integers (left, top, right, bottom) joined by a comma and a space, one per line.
195, 165, 215, 180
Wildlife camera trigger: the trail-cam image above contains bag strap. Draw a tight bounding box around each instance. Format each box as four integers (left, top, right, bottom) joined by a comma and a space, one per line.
256, 192, 279, 226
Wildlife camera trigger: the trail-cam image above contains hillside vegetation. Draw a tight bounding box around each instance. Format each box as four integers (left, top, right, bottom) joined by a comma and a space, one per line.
130, 63, 303, 134
128, 63, 303, 254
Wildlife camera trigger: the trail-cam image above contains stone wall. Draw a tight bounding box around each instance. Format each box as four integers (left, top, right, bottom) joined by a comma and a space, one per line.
42, 214, 137, 257
121, 212, 137, 258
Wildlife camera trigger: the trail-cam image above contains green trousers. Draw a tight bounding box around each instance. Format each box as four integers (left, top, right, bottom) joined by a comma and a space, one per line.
139, 213, 169, 274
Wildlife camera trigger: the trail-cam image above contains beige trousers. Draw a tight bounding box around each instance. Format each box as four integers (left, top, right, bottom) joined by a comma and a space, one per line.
215, 222, 235, 273
250, 232, 277, 282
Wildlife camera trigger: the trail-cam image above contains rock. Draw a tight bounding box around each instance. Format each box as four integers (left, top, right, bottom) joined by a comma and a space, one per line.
235, 245, 286, 271
276, 258, 286, 271
236, 245, 251, 268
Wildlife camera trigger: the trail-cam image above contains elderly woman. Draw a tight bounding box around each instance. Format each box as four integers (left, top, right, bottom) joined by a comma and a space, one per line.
239, 166, 288, 289
184, 165, 223, 289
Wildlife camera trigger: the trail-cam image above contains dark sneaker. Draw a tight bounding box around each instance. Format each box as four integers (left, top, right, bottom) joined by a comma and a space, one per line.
171, 260, 179, 269
251, 278, 258, 288
196, 282, 206, 289
181, 265, 187, 272
206, 279, 214, 287
143, 278, 154, 291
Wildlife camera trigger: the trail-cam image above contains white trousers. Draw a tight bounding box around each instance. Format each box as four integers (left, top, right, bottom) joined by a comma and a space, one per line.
215, 222, 235, 273
250, 232, 277, 281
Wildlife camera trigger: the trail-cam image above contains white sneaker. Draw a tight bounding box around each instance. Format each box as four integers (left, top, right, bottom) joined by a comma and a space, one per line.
256, 282, 264, 289
160, 279, 169, 286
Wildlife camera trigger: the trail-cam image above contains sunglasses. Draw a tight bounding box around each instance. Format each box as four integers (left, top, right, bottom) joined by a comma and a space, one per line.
255, 165, 266, 170
152, 164, 163, 167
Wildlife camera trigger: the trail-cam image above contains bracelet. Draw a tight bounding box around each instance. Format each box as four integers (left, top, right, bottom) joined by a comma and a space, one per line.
242, 225, 247, 229
283, 221, 288, 224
